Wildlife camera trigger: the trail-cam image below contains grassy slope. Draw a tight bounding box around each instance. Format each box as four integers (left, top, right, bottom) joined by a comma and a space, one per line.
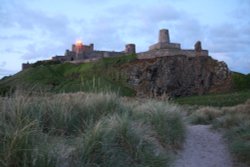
0, 55, 137, 96
174, 72, 250, 107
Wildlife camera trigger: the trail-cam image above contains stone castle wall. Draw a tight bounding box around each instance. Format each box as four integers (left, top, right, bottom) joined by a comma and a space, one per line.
52, 50, 126, 62
149, 42, 181, 50
22, 63, 32, 70
138, 49, 208, 59
78, 50, 125, 59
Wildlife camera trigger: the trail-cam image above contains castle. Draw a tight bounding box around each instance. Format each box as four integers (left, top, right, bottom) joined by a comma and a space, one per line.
51, 41, 136, 63
22, 29, 208, 70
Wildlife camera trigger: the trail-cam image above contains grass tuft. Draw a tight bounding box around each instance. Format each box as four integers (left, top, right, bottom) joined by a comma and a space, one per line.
0, 92, 185, 167
189, 107, 223, 124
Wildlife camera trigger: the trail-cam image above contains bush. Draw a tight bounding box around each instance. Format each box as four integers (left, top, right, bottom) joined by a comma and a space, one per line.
189, 107, 223, 124
232, 72, 250, 90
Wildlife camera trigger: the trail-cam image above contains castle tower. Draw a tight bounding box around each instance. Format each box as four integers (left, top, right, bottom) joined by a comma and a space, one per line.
74, 40, 84, 60
125, 44, 136, 54
90, 43, 94, 51
149, 29, 180, 50
159, 29, 170, 43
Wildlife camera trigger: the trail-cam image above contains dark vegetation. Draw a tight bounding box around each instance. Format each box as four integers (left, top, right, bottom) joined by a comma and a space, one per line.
174, 89, 250, 107
232, 72, 250, 90
174, 72, 250, 107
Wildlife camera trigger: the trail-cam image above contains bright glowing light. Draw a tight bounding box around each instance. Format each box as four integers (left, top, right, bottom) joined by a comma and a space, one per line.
75, 40, 83, 45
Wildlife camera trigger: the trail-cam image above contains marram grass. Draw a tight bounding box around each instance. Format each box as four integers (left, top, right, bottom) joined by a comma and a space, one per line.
0, 92, 184, 167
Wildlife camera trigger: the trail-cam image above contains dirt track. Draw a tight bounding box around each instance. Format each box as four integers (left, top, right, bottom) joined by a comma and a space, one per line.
174, 125, 233, 167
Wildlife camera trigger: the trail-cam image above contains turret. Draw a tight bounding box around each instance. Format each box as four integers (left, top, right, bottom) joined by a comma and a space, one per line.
125, 44, 136, 54
159, 29, 170, 43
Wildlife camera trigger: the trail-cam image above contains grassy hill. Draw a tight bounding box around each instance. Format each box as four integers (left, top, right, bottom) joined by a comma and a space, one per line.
0, 55, 137, 96
1, 55, 249, 101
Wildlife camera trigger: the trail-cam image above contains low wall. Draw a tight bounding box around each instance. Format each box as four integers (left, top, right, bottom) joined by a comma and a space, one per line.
149, 42, 181, 50
53, 50, 126, 62
78, 51, 125, 59
52, 55, 71, 61
137, 49, 208, 59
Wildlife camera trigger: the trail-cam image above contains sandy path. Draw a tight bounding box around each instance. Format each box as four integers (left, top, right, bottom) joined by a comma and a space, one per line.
174, 125, 233, 167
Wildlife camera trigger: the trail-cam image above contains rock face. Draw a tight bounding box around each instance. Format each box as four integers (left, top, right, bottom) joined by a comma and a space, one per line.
122, 55, 232, 98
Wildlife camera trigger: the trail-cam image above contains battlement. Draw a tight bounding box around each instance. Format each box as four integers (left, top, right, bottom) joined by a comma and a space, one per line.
72, 42, 94, 54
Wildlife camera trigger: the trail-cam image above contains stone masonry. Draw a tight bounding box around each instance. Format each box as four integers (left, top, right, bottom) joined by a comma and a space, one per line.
51, 42, 135, 63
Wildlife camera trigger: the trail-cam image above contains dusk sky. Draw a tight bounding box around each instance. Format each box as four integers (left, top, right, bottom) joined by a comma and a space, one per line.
0, 0, 250, 78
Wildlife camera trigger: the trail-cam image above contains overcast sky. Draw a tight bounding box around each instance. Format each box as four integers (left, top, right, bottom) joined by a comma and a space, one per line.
0, 0, 250, 78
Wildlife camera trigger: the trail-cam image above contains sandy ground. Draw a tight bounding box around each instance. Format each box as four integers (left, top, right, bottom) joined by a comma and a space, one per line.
174, 125, 233, 167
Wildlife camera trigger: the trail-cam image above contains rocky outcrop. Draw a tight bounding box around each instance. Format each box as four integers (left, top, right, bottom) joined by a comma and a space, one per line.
122, 55, 232, 98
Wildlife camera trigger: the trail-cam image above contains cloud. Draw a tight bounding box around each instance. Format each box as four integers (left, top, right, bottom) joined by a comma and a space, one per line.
0, 68, 15, 79
0, 35, 31, 40
0, 61, 7, 68
0, 0, 192, 54
79, 3, 187, 51
208, 23, 250, 50
199, 2, 250, 74
0, 0, 80, 60
22, 43, 68, 60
